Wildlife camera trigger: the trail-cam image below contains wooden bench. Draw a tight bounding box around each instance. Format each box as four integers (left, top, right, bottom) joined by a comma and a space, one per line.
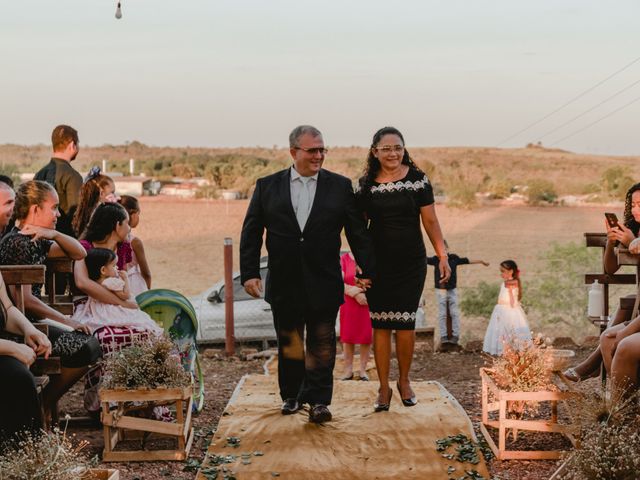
44, 257, 74, 315
583, 233, 637, 330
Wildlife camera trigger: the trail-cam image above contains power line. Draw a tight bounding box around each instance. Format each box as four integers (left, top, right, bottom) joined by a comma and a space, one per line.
549, 94, 640, 146
497, 55, 640, 146
537, 77, 640, 141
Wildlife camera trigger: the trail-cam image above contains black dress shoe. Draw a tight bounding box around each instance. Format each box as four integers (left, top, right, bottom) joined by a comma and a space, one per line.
396, 381, 417, 407
309, 404, 332, 423
281, 398, 300, 415
373, 389, 392, 412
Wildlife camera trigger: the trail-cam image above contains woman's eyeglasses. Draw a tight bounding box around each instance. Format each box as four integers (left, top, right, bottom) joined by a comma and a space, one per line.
376, 145, 405, 153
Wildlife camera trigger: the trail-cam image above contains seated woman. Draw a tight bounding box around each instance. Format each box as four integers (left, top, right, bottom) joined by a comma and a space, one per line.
0, 180, 101, 420
0, 270, 51, 443
564, 182, 640, 381
74, 202, 162, 413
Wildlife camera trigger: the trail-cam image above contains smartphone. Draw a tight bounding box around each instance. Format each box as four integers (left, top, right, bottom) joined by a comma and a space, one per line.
605, 212, 620, 229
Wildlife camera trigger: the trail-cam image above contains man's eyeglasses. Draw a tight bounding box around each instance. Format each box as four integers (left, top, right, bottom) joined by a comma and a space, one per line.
376, 145, 404, 153
294, 147, 328, 155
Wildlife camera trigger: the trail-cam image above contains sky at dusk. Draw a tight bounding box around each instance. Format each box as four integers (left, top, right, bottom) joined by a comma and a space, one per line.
1, 0, 639, 154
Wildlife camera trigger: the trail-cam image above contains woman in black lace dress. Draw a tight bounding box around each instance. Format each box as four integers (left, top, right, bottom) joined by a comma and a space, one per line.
357, 127, 450, 412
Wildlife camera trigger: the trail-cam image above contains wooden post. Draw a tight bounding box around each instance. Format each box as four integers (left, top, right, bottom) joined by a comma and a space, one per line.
224, 238, 235, 356
498, 398, 507, 453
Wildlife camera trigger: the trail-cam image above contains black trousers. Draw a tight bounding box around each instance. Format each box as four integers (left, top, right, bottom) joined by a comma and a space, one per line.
0, 355, 40, 443
271, 303, 338, 406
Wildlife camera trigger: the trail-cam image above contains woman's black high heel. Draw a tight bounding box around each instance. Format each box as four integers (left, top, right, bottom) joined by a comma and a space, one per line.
397, 381, 417, 407
374, 389, 393, 412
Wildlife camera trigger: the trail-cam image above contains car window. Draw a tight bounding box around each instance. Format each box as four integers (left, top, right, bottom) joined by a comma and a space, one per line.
219, 267, 267, 302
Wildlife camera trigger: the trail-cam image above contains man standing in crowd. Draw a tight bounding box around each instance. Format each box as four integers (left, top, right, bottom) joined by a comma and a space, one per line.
34, 125, 82, 237
240, 125, 375, 424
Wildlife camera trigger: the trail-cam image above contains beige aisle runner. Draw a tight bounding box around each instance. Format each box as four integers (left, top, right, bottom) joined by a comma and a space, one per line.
197, 360, 489, 479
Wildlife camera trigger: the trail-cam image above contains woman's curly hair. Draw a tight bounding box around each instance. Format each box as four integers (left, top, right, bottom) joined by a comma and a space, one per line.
623, 182, 640, 236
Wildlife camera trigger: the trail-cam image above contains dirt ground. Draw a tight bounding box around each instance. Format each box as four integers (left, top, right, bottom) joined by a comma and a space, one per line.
60, 344, 591, 479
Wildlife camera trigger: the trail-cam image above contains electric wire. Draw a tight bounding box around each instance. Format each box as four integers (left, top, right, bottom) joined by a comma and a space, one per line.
497, 55, 640, 146
549, 94, 640, 146
537, 77, 640, 141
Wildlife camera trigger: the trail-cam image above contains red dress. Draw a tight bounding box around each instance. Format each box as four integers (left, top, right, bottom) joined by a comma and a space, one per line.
339, 253, 372, 344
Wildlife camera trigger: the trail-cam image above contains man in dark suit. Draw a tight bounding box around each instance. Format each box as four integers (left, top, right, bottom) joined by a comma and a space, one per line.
240, 125, 375, 424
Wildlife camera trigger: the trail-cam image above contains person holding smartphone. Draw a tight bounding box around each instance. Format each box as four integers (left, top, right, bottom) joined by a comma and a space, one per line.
564, 182, 640, 382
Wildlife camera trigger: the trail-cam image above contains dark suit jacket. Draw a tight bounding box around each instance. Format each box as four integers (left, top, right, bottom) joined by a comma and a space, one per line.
240, 168, 375, 311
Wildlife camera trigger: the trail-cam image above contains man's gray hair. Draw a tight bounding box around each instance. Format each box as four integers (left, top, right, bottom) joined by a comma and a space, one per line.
289, 125, 322, 148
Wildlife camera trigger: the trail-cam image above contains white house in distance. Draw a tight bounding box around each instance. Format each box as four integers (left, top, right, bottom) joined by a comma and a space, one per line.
114, 176, 161, 196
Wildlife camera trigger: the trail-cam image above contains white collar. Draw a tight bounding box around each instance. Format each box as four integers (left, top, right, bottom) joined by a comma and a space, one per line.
290, 166, 318, 183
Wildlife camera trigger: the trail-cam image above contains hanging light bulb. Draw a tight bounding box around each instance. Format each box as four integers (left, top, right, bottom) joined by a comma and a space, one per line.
115, 1, 123, 19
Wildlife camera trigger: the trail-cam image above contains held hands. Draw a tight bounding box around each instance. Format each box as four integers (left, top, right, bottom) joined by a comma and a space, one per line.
355, 278, 372, 290
19, 224, 57, 242
606, 220, 635, 247
354, 292, 368, 306
24, 328, 52, 359
244, 278, 263, 298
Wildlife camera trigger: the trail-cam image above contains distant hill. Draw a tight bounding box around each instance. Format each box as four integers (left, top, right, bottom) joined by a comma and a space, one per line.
1, 142, 638, 202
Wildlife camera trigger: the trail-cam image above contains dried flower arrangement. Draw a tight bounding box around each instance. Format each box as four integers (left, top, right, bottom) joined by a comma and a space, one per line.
558, 387, 640, 480
102, 335, 191, 390
488, 334, 557, 417
0, 426, 96, 480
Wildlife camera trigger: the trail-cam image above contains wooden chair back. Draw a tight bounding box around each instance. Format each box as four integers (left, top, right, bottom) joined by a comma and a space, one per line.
44, 257, 74, 315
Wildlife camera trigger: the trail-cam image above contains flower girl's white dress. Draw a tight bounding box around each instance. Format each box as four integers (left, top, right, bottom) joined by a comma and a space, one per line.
482, 282, 531, 355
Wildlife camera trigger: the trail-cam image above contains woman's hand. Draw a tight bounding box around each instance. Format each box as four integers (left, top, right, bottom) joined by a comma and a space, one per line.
606, 221, 636, 247
19, 224, 57, 242
11, 343, 37, 366
69, 320, 92, 335
24, 329, 51, 359
629, 237, 640, 254
354, 292, 368, 306
439, 259, 452, 284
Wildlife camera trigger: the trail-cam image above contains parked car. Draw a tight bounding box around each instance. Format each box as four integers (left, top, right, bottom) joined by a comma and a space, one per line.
190, 258, 274, 343
191, 256, 427, 343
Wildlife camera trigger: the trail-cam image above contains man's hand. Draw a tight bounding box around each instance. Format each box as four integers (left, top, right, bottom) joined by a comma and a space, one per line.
12, 343, 37, 366
355, 278, 372, 290
244, 278, 263, 298
24, 329, 51, 359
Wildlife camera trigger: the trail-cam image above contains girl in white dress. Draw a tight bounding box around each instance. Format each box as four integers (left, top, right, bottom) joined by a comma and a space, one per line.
483, 260, 531, 355
73, 248, 162, 335
119, 195, 151, 297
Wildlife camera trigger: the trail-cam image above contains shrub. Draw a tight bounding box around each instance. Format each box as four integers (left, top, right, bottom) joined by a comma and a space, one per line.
526, 178, 557, 205
602, 166, 635, 198
460, 281, 500, 317
486, 177, 513, 199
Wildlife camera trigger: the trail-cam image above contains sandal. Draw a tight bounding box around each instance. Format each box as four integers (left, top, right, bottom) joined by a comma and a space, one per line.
563, 367, 599, 383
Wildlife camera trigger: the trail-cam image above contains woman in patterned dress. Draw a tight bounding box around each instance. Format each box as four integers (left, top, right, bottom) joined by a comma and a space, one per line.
357, 127, 450, 412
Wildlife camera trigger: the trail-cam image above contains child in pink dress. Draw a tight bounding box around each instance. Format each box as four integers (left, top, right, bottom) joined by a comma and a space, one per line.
339, 252, 372, 380
72, 248, 162, 335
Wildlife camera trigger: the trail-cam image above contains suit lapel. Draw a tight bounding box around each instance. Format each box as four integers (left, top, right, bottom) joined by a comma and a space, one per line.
278, 168, 301, 233
303, 169, 328, 233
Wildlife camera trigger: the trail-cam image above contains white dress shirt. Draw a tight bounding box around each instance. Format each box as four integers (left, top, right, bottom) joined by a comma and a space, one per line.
290, 166, 318, 231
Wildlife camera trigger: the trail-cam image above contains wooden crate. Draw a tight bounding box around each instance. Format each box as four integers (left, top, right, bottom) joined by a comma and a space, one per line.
480, 367, 577, 460
100, 386, 194, 462
83, 469, 120, 480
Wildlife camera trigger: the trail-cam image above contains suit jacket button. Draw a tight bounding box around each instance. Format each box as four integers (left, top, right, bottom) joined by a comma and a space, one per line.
300, 237, 304, 242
